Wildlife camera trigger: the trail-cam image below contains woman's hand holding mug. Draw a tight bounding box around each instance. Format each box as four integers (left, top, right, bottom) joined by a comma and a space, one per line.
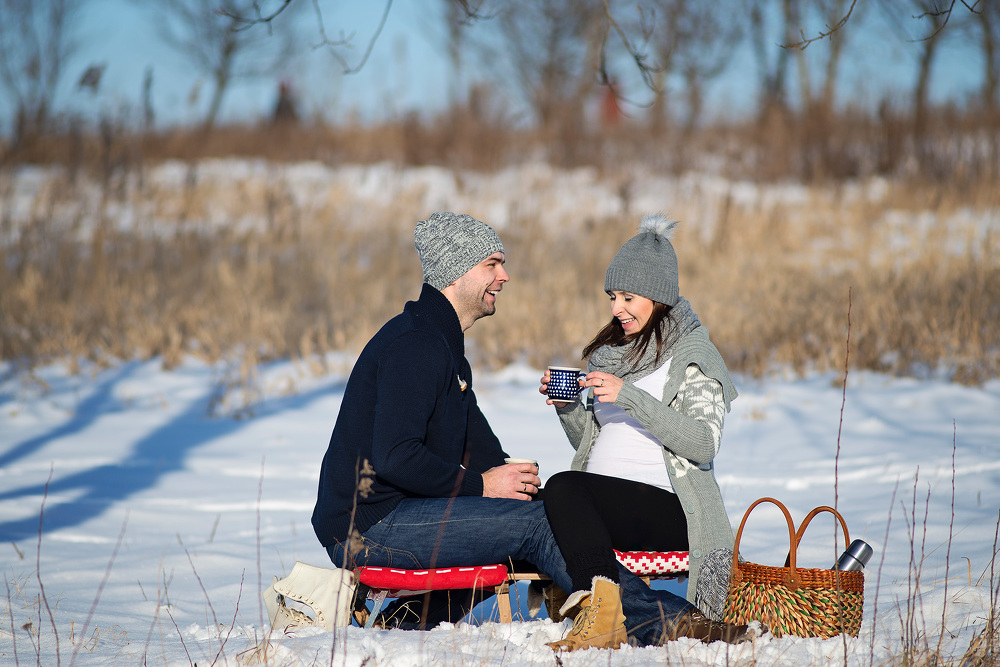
540, 367, 623, 404
583, 372, 623, 403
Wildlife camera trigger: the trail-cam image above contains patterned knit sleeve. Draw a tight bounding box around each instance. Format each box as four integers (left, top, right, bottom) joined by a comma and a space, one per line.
669, 363, 726, 457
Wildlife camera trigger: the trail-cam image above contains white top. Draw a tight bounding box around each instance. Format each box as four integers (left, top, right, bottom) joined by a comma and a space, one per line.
586, 359, 675, 492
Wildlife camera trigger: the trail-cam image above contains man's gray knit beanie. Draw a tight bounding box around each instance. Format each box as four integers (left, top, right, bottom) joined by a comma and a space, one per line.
414, 212, 505, 290
605, 214, 680, 306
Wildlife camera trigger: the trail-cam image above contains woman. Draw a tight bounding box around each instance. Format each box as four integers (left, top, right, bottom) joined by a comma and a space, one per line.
539, 215, 744, 651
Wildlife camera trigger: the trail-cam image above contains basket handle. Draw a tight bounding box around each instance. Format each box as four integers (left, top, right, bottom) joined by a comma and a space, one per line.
731, 497, 802, 589
781, 505, 852, 567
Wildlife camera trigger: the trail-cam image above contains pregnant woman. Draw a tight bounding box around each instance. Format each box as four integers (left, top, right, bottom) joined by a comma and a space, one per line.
539, 215, 746, 651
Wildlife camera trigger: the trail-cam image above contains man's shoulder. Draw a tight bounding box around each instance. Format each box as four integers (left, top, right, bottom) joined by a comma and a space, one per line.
366, 310, 449, 358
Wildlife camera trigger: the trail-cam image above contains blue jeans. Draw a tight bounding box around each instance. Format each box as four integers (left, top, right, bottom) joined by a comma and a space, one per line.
325, 496, 693, 645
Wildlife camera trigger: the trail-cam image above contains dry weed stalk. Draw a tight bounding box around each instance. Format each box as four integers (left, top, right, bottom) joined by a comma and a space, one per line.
35, 467, 59, 667
4, 578, 23, 666
68, 512, 129, 666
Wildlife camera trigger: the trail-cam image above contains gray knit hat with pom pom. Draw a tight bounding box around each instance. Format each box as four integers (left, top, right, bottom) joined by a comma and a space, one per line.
414, 212, 504, 290
604, 214, 679, 306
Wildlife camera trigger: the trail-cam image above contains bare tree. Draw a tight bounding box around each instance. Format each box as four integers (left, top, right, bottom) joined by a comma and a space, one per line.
0, 0, 86, 142
488, 0, 606, 132
815, 0, 857, 109
745, 0, 798, 116
673, 2, 741, 129
136, 0, 300, 130
444, 0, 468, 107
974, 1, 1000, 111
779, 0, 863, 111
642, 1, 683, 132
640, 0, 741, 132
894, 0, 950, 134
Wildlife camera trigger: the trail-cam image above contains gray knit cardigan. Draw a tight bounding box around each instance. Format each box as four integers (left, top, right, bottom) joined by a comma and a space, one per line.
555, 327, 736, 619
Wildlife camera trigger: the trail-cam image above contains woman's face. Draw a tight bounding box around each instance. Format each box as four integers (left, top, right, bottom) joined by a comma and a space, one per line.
608, 290, 655, 336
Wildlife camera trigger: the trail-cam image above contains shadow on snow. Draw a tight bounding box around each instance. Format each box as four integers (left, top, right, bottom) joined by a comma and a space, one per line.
0, 361, 343, 543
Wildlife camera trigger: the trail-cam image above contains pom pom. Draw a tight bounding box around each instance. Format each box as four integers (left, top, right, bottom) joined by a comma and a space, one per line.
638, 214, 677, 240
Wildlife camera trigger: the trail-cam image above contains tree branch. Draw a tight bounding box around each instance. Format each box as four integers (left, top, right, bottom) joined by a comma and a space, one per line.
315, 0, 394, 74
910, 0, 981, 41
782, 0, 859, 50
219, 0, 296, 31
222, 0, 396, 75
600, 0, 659, 91
450, 0, 491, 21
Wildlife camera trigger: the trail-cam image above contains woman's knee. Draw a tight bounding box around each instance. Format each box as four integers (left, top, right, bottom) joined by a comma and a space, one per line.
544, 470, 589, 496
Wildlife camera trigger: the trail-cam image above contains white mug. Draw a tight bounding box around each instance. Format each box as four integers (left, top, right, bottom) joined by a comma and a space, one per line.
504, 457, 538, 470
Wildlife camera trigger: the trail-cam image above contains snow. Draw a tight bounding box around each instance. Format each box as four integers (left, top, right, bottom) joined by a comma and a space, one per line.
2, 354, 998, 666
0, 160, 850, 240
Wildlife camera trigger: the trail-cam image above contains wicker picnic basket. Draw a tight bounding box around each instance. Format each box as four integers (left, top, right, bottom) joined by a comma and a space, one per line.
723, 497, 865, 638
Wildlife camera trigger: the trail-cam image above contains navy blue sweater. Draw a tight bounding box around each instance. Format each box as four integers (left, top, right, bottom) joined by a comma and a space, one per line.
312, 284, 508, 548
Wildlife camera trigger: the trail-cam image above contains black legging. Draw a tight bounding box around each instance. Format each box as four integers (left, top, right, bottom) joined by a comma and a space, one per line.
541, 470, 689, 592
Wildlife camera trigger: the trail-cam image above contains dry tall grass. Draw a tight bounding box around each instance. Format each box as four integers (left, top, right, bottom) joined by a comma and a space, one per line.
1, 148, 997, 387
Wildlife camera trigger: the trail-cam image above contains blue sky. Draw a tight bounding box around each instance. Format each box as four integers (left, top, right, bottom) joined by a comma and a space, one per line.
1, 0, 987, 133
49, 1, 459, 128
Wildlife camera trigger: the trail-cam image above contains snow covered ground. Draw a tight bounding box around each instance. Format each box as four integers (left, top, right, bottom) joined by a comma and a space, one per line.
1, 357, 998, 665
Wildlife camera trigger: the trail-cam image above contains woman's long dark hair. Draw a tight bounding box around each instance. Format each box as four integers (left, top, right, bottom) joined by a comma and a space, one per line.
582, 301, 678, 369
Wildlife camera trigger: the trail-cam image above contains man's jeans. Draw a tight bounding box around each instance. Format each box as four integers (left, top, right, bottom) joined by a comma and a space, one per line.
326, 496, 693, 645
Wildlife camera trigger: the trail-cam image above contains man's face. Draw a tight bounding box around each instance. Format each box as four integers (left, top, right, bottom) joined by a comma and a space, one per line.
443, 252, 509, 330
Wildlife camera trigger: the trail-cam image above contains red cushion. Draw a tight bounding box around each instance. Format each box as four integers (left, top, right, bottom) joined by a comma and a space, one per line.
615, 550, 689, 575
357, 564, 509, 596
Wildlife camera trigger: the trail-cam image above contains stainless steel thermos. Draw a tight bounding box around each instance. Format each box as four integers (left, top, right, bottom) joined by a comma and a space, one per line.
834, 539, 873, 571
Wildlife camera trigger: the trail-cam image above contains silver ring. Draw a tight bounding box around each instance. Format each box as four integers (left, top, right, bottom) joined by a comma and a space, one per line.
523, 483, 527, 493
601, 378, 605, 386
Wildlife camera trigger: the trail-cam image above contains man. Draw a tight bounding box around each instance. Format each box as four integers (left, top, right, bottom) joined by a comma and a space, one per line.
312, 211, 537, 628
312, 211, 747, 648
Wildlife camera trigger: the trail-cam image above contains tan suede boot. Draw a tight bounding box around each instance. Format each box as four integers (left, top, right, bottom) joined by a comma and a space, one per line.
527, 582, 572, 621
544, 583, 572, 622
545, 577, 627, 652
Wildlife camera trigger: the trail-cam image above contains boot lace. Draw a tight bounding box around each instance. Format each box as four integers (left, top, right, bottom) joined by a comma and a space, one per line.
568, 595, 601, 638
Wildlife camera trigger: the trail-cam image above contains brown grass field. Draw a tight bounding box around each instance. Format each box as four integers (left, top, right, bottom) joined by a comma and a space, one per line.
1, 108, 998, 387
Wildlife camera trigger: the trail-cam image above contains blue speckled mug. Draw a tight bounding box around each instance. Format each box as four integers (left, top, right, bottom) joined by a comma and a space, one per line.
547, 366, 587, 402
